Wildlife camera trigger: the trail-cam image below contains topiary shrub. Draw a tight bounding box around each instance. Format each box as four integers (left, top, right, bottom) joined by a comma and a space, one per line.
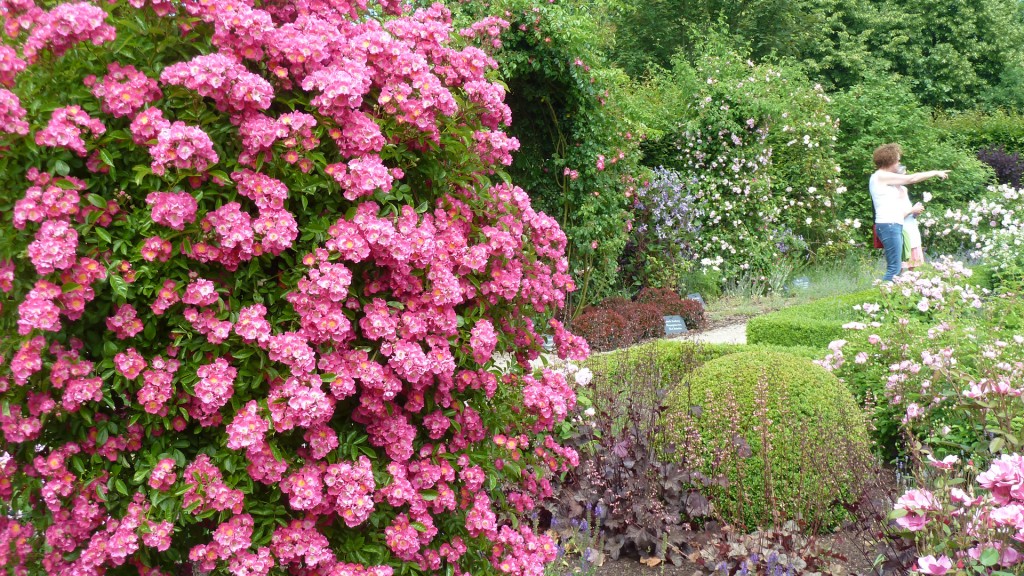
0, 1, 590, 574
584, 340, 834, 400
745, 315, 846, 349
666, 350, 872, 531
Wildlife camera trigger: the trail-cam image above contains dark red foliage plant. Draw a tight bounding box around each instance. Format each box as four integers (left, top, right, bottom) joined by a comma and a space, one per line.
544, 345, 720, 565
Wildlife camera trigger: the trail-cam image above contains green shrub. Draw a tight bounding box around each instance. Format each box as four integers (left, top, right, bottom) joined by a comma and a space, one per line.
746, 288, 881, 348
677, 268, 724, 301
967, 264, 997, 291
667, 351, 872, 530
934, 110, 1024, 156
586, 340, 826, 387
829, 74, 993, 232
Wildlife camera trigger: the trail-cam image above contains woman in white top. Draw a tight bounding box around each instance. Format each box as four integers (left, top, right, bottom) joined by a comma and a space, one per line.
869, 144, 949, 281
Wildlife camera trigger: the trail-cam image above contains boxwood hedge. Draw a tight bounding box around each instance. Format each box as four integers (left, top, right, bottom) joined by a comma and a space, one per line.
745, 288, 882, 348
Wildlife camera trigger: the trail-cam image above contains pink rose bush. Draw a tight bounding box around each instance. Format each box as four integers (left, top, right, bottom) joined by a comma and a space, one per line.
820, 258, 998, 448
819, 257, 1024, 573
0, 0, 589, 575
890, 455, 1024, 574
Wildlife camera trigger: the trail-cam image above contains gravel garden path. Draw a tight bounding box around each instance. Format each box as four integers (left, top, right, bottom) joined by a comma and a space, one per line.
675, 322, 748, 345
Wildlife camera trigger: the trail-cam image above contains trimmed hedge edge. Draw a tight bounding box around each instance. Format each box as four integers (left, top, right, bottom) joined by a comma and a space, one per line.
745, 288, 882, 349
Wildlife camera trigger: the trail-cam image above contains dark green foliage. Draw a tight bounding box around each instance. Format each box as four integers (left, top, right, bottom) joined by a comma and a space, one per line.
934, 110, 1024, 156
610, 0, 878, 84
967, 264, 997, 292
668, 351, 873, 530
453, 0, 640, 314
829, 75, 993, 228
613, 0, 1024, 112
863, 0, 1024, 110
745, 289, 881, 348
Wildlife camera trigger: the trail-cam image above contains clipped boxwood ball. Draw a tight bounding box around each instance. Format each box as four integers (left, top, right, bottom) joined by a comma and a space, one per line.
667, 350, 872, 530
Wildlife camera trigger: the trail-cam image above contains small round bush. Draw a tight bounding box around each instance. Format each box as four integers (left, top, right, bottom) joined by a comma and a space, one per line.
571, 307, 628, 351
667, 350, 872, 530
634, 286, 683, 314
628, 301, 665, 341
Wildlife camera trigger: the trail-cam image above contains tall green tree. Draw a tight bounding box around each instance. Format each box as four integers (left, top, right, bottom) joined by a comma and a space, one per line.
610, 0, 879, 81
863, 0, 1024, 110
610, 0, 1024, 111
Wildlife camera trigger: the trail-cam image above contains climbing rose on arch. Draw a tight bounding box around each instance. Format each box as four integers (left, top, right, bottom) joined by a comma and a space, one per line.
0, 0, 586, 575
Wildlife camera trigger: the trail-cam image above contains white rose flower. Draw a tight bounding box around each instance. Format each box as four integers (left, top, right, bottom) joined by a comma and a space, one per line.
574, 367, 593, 387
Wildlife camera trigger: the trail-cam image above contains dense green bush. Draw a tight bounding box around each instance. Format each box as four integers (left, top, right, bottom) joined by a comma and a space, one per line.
860, 0, 1024, 111
829, 75, 993, 231
745, 288, 881, 348
668, 351, 872, 530
586, 340, 826, 387
934, 110, 1024, 156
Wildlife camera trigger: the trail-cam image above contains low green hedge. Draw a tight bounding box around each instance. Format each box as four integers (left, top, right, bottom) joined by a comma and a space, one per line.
745, 288, 882, 348
586, 340, 824, 387
666, 350, 873, 530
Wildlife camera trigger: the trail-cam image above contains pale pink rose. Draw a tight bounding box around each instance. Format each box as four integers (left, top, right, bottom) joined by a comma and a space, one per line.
917, 555, 951, 575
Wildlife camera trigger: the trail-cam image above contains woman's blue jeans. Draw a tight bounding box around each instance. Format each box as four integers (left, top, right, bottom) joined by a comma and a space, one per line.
876, 223, 904, 281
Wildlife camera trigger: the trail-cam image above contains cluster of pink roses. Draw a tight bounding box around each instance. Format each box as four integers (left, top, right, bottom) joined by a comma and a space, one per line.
0, 45, 27, 86
0, 87, 28, 134
20, 1, 115, 61
161, 53, 274, 116
895, 454, 1024, 574
34, 105, 106, 156
85, 62, 162, 118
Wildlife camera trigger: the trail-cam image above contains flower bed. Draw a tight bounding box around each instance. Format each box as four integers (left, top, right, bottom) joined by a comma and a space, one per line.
821, 258, 1024, 573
